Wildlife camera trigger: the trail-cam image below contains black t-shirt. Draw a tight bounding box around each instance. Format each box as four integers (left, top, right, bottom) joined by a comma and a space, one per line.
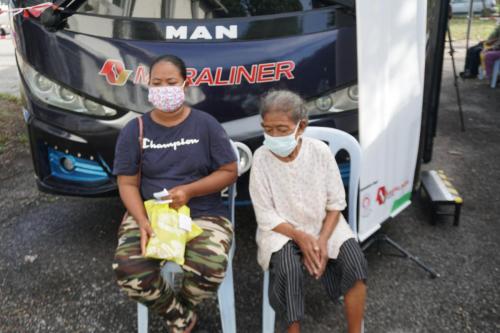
113, 109, 237, 218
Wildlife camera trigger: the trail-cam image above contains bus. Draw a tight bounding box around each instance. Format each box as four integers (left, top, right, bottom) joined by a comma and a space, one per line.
11, 0, 446, 208
12, 0, 360, 199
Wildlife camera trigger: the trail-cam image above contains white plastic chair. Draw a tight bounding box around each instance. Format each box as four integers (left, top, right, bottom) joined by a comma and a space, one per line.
262, 127, 363, 333
137, 143, 240, 333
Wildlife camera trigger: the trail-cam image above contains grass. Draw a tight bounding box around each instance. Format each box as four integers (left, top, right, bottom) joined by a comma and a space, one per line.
0, 93, 27, 158
0, 93, 21, 104
0, 137, 7, 154
449, 16, 498, 42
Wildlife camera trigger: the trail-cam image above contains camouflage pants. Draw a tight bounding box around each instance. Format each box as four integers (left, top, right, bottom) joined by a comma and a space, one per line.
112, 214, 233, 332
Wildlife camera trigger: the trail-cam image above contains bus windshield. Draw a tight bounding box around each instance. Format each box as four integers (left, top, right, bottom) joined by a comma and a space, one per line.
61, 0, 336, 19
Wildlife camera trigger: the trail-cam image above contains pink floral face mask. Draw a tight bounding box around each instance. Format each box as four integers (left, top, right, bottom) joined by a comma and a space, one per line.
148, 82, 185, 112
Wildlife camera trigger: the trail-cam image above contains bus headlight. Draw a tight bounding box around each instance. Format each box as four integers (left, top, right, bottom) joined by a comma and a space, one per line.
306, 85, 358, 115
59, 88, 77, 103
347, 85, 358, 101
34, 74, 53, 92
18, 54, 117, 117
315, 95, 334, 112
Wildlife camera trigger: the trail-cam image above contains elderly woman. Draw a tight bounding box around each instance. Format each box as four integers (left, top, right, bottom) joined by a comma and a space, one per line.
249, 90, 367, 333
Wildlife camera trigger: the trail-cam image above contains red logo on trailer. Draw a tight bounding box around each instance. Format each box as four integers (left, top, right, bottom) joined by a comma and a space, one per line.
361, 194, 373, 217
376, 186, 388, 205
375, 180, 409, 206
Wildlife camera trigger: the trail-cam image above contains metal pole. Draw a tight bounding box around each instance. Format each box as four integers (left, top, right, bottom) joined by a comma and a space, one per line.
362, 234, 440, 279
447, 27, 466, 132
465, 0, 474, 51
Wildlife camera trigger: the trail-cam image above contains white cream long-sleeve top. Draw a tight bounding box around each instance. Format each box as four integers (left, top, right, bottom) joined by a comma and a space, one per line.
249, 136, 355, 271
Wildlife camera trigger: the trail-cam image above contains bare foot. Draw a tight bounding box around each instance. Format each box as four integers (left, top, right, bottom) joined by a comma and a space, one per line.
287, 321, 300, 333
184, 313, 197, 333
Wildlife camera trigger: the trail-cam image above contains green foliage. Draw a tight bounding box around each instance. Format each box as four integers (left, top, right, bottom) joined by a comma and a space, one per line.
449, 16, 497, 42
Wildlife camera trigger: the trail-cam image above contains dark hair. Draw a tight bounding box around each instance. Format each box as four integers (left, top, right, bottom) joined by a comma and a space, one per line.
149, 54, 187, 80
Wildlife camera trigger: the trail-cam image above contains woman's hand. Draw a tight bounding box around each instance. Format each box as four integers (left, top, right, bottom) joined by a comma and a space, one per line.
138, 218, 154, 256
165, 162, 237, 209
313, 210, 341, 279
117, 175, 154, 256
168, 185, 192, 209
293, 230, 321, 277
314, 237, 329, 280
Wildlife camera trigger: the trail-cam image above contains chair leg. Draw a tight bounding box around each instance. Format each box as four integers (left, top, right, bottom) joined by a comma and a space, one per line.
137, 303, 149, 333
454, 204, 461, 226
430, 203, 438, 225
491, 60, 500, 88
218, 258, 237, 333
262, 271, 275, 333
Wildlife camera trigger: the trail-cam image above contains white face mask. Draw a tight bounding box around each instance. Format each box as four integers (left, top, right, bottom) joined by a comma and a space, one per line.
263, 122, 301, 157
148, 82, 185, 112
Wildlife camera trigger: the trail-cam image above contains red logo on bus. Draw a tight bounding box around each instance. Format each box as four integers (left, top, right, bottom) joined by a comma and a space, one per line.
99, 59, 133, 86
186, 61, 295, 86
99, 59, 295, 87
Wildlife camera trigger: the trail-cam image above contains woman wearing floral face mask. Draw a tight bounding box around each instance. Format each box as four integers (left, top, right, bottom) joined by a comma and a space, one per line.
249, 90, 367, 333
112, 55, 238, 333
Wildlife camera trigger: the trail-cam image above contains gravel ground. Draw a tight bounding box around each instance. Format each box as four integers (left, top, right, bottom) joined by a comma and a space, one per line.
0, 42, 499, 333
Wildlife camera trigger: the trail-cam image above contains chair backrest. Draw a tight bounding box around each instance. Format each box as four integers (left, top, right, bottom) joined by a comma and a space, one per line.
304, 127, 362, 236
227, 141, 239, 227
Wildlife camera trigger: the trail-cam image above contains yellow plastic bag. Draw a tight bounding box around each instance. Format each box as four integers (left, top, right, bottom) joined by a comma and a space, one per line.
144, 200, 203, 265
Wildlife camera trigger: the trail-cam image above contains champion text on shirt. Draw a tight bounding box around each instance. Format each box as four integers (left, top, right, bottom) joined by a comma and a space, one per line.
142, 138, 200, 151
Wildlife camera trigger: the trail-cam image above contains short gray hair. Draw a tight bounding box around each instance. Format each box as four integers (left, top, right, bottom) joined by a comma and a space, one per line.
260, 90, 308, 123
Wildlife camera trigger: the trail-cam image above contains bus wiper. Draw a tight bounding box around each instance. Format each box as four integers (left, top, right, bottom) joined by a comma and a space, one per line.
330, 0, 355, 10
40, 0, 87, 31
205, 0, 228, 14
324, 0, 355, 16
